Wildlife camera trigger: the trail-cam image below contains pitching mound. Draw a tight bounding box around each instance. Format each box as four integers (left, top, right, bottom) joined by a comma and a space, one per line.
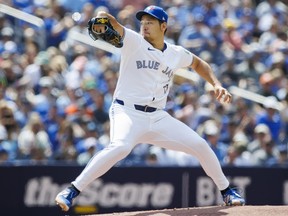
90, 205, 288, 216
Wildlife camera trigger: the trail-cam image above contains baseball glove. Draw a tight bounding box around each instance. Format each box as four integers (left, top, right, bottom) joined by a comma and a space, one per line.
87, 17, 123, 48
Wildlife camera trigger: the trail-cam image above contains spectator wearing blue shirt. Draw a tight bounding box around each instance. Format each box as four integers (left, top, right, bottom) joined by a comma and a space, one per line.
201, 120, 228, 164
256, 96, 284, 145
191, 0, 218, 27
178, 13, 214, 56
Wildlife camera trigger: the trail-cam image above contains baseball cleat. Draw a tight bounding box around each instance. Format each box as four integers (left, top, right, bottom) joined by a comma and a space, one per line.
222, 188, 245, 206
55, 186, 80, 211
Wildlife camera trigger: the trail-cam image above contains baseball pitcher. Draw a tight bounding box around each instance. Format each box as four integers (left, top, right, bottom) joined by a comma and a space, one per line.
55, 5, 245, 211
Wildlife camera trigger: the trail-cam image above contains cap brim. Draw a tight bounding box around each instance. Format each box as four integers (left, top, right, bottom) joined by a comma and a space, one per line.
136, 11, 159, 21
136, 11, 145, 20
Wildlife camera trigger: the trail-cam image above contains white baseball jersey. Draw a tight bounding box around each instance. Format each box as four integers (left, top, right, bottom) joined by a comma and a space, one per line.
114, 28, 193, 109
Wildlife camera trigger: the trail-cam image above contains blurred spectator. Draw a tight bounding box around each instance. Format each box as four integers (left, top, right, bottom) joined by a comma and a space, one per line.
77, 137, 100, 165
82, 82, 109, 128
248, 124, 272, 153
64, 55, 92, 99
190, 93, 214, 131
233, 97, 255, 140
192, 0, 219, 27
58, 0, 91, 13
269, 31, 288, 53
17, 112, 52, 161
207, 18, 226, 66
53, 120, 83, 161
222, 18, 248, 63
251, 140, 279, 166
0, 101, 19, 141
13, 84, 34, 128
142, 146, 167, 166
259, 72, 276, 97
270, 144, 288, 167
0, 26, 14, 51
200, 119, 228, 164
219, 58, 245, 87
174, 83, 198, 128
178, 13, 214, 56
1, 59, 19, 86
255, 96, 284, 144
0, 123, 15, 161
43, 1, 74, 48
145, 150, 158, 166
255, 0, 288, 32
266, 52, 286, 77
48, 53, 68, 90
235, 0, 256, 44
76, 119, 104, 153
224, 144, 253, 167
223, 132, 253, 167
122, 0, 152, 11
219, 115, 238, 145
258, 17, 279, 52
21, 50, 50, 89
243, 44, 266, 80
117, 5, 137, 30
45, 104, 66, 152
26, 76, 56, 122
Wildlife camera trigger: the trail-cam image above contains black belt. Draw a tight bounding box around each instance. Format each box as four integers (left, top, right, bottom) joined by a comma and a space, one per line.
114, 99, 157, 113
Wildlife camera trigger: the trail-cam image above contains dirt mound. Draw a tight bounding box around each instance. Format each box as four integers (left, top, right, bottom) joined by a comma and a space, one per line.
90, 205, 288, 216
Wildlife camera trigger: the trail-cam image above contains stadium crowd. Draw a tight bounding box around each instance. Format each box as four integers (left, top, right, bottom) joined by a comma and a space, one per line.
0, 0, 287, 167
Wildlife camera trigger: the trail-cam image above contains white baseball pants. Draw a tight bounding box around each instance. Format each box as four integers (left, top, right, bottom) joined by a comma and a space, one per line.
72, 103, 229, 191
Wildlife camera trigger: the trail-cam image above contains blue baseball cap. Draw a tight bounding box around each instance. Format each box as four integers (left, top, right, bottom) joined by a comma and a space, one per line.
136, 5, 168, 23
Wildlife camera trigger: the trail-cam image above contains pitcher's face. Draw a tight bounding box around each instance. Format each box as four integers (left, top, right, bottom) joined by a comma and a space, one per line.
140, 15, 165, 42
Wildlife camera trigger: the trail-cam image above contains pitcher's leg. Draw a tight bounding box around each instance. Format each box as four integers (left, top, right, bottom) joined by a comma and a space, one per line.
55, 141, 133, 211
72, 104, 147, 191
72, 141, 132, 191
148, 112, 229, 190
55, 105, 144, 211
